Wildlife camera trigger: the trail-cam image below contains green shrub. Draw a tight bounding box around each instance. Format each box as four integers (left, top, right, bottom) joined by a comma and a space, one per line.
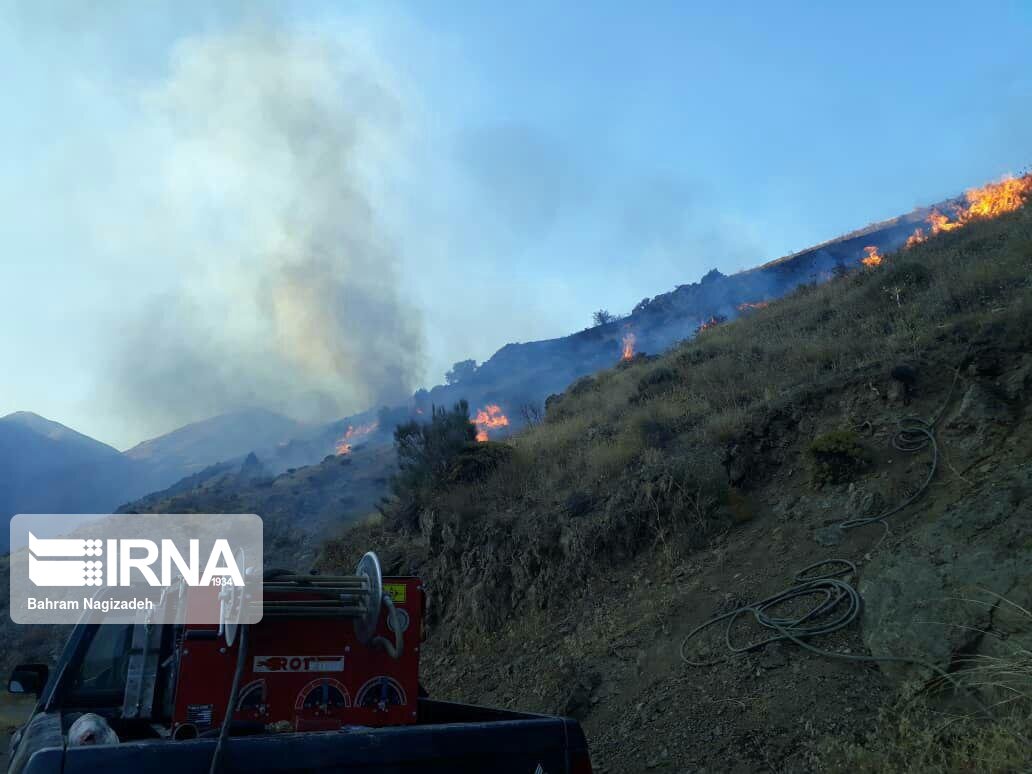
447, 441, 514, 484
629, 399, 684, 448
584, 433, 642, 478
882, 260, 933, 290
391, 400, 478, 509
636, 366, 678, 400
807, 429, 870, 484
568, 375, 598, 396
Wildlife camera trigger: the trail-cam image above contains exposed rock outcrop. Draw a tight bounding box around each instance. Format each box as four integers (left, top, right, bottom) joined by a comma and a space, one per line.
860, 465, 1032, 684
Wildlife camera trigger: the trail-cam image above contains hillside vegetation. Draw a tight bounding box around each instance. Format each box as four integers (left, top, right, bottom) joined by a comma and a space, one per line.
323, 201, 1032, 771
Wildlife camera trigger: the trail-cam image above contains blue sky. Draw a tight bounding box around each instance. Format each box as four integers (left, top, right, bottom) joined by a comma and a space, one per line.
1, 1, 1029, 448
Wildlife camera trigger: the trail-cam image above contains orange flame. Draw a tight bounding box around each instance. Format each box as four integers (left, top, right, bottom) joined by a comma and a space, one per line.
471, 404, 509, 442
621, 331, 636, 361
927, 210, 962, 235
965, 175, 1032, 219
904, 228, 927, 249
737, 300, 769, 312
860, 245, 883, 267
906, 174, 1032, 248
698, 316, 723, 332
334, 420, 379, 455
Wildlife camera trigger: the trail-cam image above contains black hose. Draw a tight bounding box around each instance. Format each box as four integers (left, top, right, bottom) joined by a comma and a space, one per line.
679, 559, 941, 672
838, 350, 967, 534
680, 560, 860, 667
839, 416, 938, 531
680, 562, 988, 712
208, 625, 249, 774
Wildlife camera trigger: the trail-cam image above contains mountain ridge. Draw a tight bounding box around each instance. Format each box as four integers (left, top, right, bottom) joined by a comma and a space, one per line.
0, 411, 124, 457
115, 188, 973, 538
7, 185, 1008, 536
0, 408, 322, 543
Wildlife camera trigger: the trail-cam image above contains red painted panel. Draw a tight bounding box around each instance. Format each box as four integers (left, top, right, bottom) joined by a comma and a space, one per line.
171, 577, 423, 733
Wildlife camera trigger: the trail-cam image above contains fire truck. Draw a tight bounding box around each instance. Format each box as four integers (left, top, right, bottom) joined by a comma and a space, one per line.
6, 553, 592, 773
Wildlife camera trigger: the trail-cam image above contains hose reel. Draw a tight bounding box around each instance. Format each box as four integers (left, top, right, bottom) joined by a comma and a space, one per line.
245, 551, 387, 647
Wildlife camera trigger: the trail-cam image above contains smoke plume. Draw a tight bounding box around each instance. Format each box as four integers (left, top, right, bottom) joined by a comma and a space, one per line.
105, 24, 424, 433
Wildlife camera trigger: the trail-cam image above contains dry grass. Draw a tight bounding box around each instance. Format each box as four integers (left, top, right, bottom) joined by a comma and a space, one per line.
820, 702, 1030, 773
324, 200, 1030, 575
818, 596, 1032, 773
478, 202, 1032, 525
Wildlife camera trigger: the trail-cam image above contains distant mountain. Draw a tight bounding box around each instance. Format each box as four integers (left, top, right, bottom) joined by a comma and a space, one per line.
0, 413, 145, 549
0, 411, 122, 463
2, 408, 321, 550
123, 408, 313, 484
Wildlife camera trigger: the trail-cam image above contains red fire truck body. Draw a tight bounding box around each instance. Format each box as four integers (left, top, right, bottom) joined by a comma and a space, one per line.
170, 575, 423, 735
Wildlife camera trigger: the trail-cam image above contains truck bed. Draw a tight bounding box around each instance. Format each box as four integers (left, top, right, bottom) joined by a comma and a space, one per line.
19, 700, 592, 774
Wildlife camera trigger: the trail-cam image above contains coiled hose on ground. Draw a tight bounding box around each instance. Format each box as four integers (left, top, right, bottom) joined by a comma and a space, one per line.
679, 559, 1009, 735
679, 559, 974, 685
680, 559, 860, 667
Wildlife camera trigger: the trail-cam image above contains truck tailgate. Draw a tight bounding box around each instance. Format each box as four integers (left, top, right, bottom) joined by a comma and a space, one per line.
42, 716, 584, 774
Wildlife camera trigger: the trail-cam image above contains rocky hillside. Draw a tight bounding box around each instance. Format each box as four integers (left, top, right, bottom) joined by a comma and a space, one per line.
411, 199, 940, 432
321, 199, 1032, 772
117, 195, 962, 540
120, 443, 395, 568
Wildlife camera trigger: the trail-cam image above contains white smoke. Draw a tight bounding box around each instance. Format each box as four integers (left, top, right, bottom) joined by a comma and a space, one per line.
103, 23, 425, 430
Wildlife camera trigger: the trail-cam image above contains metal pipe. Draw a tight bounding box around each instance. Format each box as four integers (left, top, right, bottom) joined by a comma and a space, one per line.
260, 608, 366, 617
264, 586, 369, 590
264, 575, 368, 584
262, 586, 371, 595
258, 600, 368, 608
